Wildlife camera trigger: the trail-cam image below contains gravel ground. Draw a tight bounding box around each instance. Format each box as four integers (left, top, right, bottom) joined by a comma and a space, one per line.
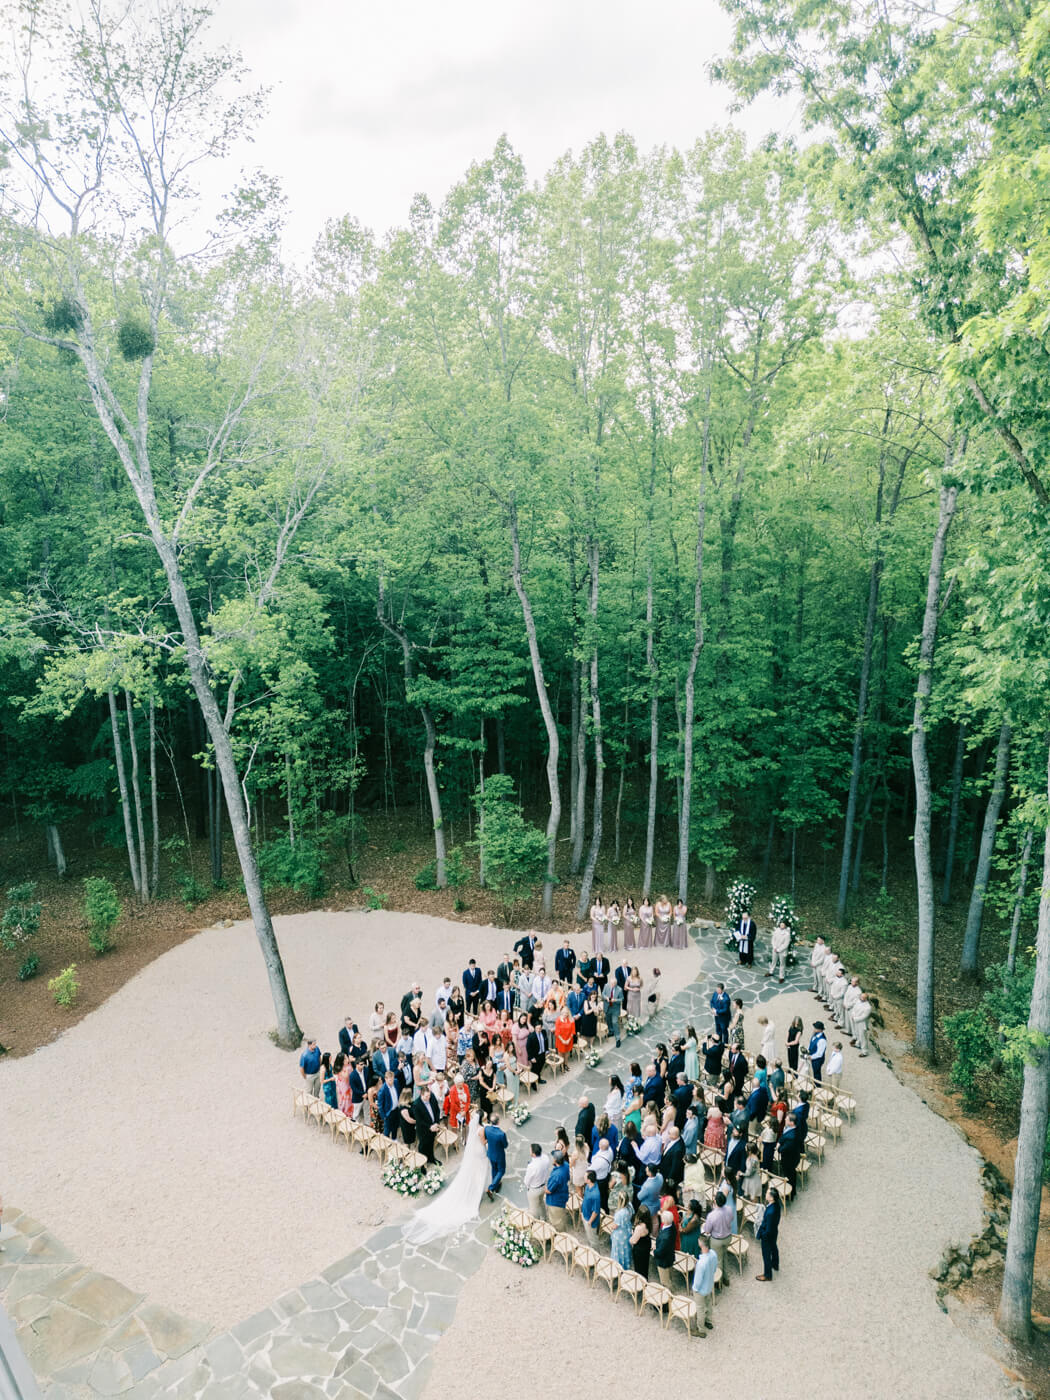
0, 909, 699, 1329
424, 988, 1013, 1400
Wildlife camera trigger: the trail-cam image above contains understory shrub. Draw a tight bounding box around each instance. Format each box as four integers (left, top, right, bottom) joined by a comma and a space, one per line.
415, 845, 470, 890
83, 876, 120, 954
255, 835, 326, 898
49, 964, 79, 1007
17, 953, 40, 981
1, 882, 41, 954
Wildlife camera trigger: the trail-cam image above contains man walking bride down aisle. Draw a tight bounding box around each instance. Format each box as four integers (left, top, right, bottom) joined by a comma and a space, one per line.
402, 1110, 506, 1245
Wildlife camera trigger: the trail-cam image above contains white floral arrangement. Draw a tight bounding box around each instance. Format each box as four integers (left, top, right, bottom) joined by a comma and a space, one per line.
768, 895, 801, 938
382, 1161, 425, 1196
586, 1048, 602, 1068
492, 1209, 540, 1267
623, 1015, 642, 1037
725, 879, 758, 929
511, 1104, 531, 1126
421, 1166, 445, 1196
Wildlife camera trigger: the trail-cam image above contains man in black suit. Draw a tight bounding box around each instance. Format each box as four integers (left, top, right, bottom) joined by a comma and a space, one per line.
348, 1064, 367, 1120
671, 1074, 694, 1130
703, 1032, 725, 1083
496, 954, 514, 987
412, 1086, 442, 1163
514, 933, 538, 969
777, 1121, 801, 1194
462, 960, 483, 1014
495, 984, 514, 1015
662, 1126, 686, 1190
575, 1097, 595, 1145
729, 1047, 749, 1096
668, 1041, 686, 1083
643, 1065, 666, 1111
725, 1126, 748, 1176
591, 953, 610, 992
614, 957, 632, 992
378, 1071, 399, 1138
526, 1025, 548, 1083
554, 940, 577, 984
337, 1016, 355, 1058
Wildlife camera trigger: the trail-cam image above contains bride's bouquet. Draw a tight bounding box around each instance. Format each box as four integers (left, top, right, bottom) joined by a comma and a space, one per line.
492, 1208, 540, 1268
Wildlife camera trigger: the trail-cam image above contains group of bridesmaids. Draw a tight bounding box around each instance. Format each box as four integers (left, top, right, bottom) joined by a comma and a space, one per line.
588, 894, 690, 954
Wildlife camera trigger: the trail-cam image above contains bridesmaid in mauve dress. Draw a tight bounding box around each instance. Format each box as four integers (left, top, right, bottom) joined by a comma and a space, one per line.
590, 895, 606, 954
639, 898, 654, 948
672, 898, 689, 949
623, 896, 638, 951
605, 899, 621, 952
654, 895, 672, 947
626, 969, 643, 1019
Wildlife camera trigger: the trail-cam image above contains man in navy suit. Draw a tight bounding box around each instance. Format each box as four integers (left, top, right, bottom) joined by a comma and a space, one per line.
671, 1074, 694, 1130
755, 1186, 782, 1281
746, 1082, 769, 1126
777, 1122, 800, 1194
378, 1071, 399, 1137
590, 954, 610, 991
725, 1126, 747, 1176
337, 1016, 355, 1058
567, 983, 585, 1024
495, 985, 514, 1015
614, 957, 632, 991
462, 959, 483, 1014
643, 1066, 666, 1111
483, 1112, 509, 1197
710, 984, 730, 1040
348, 1064, 367, 1120
554, 940, 577, 984
729, 1047, 749, 1096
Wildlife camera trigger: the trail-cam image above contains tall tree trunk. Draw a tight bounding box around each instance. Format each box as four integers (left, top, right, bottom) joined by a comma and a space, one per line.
960, 719, 1012, 974
678, 388, 710, 903
850, 779, 877, 892
108, 689, 142, 901
643, 555, 659, 900
569, 659, 579, 846
940, 722, 967, 903
46, 824, 67, 877
913, 476, 960, 1060
571, 661, 588, 876
997, 741, 1050, 1342
377, 583, 446, 887
496, 712, 507, 776
577, 540, 604, 918
478, 723, 487, 889
508, 503, 560, 916
210, 765, 224, 885
148, 697, 160, 898
1007, 826, 1034, 976
124, 692, 150, 903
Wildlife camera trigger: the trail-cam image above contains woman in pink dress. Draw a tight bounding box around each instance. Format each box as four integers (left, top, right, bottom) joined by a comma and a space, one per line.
654, 895, 672, 947
703, 1105, 727, 1152
590, 894, 607, 954
639, 897, 654, 948
512, 1013, 531, 1067
623, 896, 638, 951
334, 1054, 352, 1115
672, 898, 689, 949
605, 899, 621, 952
480, 1001, 498, 1036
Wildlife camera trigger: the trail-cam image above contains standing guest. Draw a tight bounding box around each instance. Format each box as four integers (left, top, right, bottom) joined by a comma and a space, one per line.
623, 896, 639, 951
459, 1046, 479, 1104
411, 1084, 441, 1163
626, 967, 644, 1020
614, 954, 633, 992
444, 1073, 471, 1137
555, 939, 577, 984
496, 953, 514, 988
575, 1096, 596, 1144
704, 1105, 727, 1152
810, 935, 827, 991
592, 1136, 614, 1207
639, 896, 655, 947
478, 1055, 497, 1114
638, 1163, 664, 1215
740, 1145, 763, 1201
728, 998, 746, 1052
725, 1125, 748, 1177
526, 1022, 549, 1084
605, 975, 624, 1046
541, 997, 559, 1044
654, 1209, 677, 1288
396, 1089, 416, 1145
729, 1043, 749, 1096
746, 1079, 769, 1128
680, 1199, 704, 1256
512, 1013, 531, 1067
769, 1058, 786, 1102
623, 1081, 644, 1135
754, 1054, 769, 1091
671, 1073, 694, 1130
338, 1017, 355, 1058
605, 899, 621, 952
710, 983, 731, 1041
582, 1170, 603, 1246
545, 1150, 571, 1230
767, 918, 792, 982
320, 1053, 337, 1110
366, 1078, 383, 1132
631, 1205, 653, 1278
672, 898, 689, 949
371, 1040, 390, 1082
523, 1143, 551, 1219
683, 1106, 702, 1158
760, 1115, 779, 1170
299, 1039, 322, 1097
605, 1074, 625, 1129
826, 1041, 844, 1087
554, 1003, 576, 1058
777, 1119, 801, 1195
378, 1071, 399, 1136
684, 1026, 701, 1082
703, 1030, 726, 1085
758, 1014, 776, 1065
401, 982, 424, 1021
756, 1186, 782, 1281
785, 1016, 804, 1074
642, 1063, 666, 1111
662, 1126, 686, 1192
446, 986, 466, 1029
482, 970, 500, 1006
646, 967, 662, 1019
382, 1012, 400, 1048
590, 953, 611, 993
654, 894, 672, 947
532, 966, 552, 1005
348, 1061, 367, 1121
792, 1090, 811, 1144
611, 1203, 634, 1269
702, 1190, 735, 1286
579, 988, 600, 1039
807, 1022, 828, 1083
513, 931, 538, 970
735, 907, 757, 966
333, 1054, 351, 1114
852, 993, 873, 1056
590, 894, 607, 954
691, 1236, 717, 1333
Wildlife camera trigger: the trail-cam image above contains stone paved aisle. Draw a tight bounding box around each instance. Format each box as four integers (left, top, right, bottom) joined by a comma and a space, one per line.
3, 925, 807, 1399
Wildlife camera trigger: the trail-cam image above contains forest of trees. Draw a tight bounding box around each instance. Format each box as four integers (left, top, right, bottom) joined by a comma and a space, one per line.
0, 0, 1048, 1342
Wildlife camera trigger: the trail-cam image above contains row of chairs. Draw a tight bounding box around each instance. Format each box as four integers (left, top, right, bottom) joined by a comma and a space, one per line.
293, 1088, 435, 1170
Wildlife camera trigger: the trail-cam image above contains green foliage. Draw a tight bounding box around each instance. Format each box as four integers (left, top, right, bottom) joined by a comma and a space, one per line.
83, 876, 120, 954
473, 775, 549, 913
362, 886, 386, 910
40, 295, 83, 335
255, 836, 326, 898
17, 953, 40, 981
415, 845, 469, 890
48, 964, 79, 1007
116, 317, 155, 360
0, 883, 41, 953
860, 888, 900, 943
161, 836, 210, 910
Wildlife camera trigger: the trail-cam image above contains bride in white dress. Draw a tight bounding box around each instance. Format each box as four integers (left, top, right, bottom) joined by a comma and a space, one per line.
402, 1113, 491, 1245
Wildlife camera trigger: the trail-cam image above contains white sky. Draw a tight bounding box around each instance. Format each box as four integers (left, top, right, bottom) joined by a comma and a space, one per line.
207, 0, 803, 262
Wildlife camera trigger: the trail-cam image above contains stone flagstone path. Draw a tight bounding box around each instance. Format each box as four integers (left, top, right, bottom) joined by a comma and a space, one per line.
3, 925, 808, 1398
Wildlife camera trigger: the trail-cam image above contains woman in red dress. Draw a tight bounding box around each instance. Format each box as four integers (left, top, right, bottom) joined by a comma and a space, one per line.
555, 1006, 576, 1058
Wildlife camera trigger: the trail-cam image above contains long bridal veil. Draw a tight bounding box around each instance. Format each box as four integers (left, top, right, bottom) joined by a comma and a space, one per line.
402, 1114, 491, 1245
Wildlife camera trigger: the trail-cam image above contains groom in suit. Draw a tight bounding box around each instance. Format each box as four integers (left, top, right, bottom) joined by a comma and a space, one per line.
483, 1112, 509, 1198
412, 1086, 442, 1163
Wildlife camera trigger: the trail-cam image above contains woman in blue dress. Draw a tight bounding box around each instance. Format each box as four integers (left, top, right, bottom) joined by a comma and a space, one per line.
611, 1204, 633, 1270
320, 1053, 338, 1109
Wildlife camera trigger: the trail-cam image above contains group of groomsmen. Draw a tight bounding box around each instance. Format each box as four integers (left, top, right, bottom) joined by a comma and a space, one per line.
808, 938, 874, 1056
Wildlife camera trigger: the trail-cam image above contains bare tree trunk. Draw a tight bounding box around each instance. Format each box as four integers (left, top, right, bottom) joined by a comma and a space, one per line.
940, 722, 967, 903
1007, 826, 1034, 976
108, 689, 142, 901
210, 765, 224, 884
643, 554, 659, 899
851, 780, 877, 892
961, 719, 1012, 974
509, 503, 561, 916
913, 476, 960, 1060
124, 692, 150, 903
496, 712, 506, 776
997, 742, 1050, 1342
880, 776, 891, 893
478, 722, 487, 889
148, 697, 160, 897
46, 824, 67, 877
577, 540, 604, 918
678, 389, 710, 904
614, 731, 626, 866
569, 660, 579, 847
571, 661, 588, 876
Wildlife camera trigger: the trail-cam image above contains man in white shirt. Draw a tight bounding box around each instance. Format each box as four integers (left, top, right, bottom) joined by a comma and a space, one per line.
828, 969, 848, 1027
532, 967, 552, 1004
423, 1027, 447, 1073
767, 921, 792, 983
434, 978, 453, 1010
851, 994, 873, 1056
826, 1042, 844, 1087
523, 1143, 552, 1218
592, 1137, 614, 1208
810, 937, 826, 993
843, 977, 862, 1036
819, 949, 838, 1002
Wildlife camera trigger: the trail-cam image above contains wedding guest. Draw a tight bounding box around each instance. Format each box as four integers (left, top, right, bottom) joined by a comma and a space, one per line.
446, 986, 466, 1029
702, 1190, 735, 1286
703, 1030, 725, 1084
320, 1052, 337, 1109
582, 1171, 602, 1246
378, 1070, 399, 1135
654, 1209, 677, 1288
545, 1150, 571, 1230
299, 1039, 322, 1097
605, 1074, 625, 1129
542, 998, 559, 1043
555, 1004, 576, 1058
769, 1057, 786, 1101
691, 1236, 717, 1333
605, 975, 624, 1046
638, 1163, 664, 1215
703, 1105, 726, 1152
684, 1025, 700, 1082
555, 939, 577, 984
611, 1203, 634, 1269
710, 983, 731, 1040
758, 1014, 776, 1065
608, 1167, 632, 1215
397, 1088, 416, 1145
740, 1145, 763, 1202
728, 998, 745, 1051
524, 1143, 551, 1219
682, 1106, 701, 1158
647, 967, 662, 1018
680, 1199, 704, 1257
631, 1205, 653, 1278
786, 1016, 804, 1074
756, 1186, 782, 1281
383, 1011, 400, 1048
626, 967, 643, 1020
827, 1041, 844, 1087
623, 1081, 644, 1135
444, 1073, 471, 1137
592, 1136, 614, 1208
570, 1134, 591, 1190
760, 1115, 779, 1171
